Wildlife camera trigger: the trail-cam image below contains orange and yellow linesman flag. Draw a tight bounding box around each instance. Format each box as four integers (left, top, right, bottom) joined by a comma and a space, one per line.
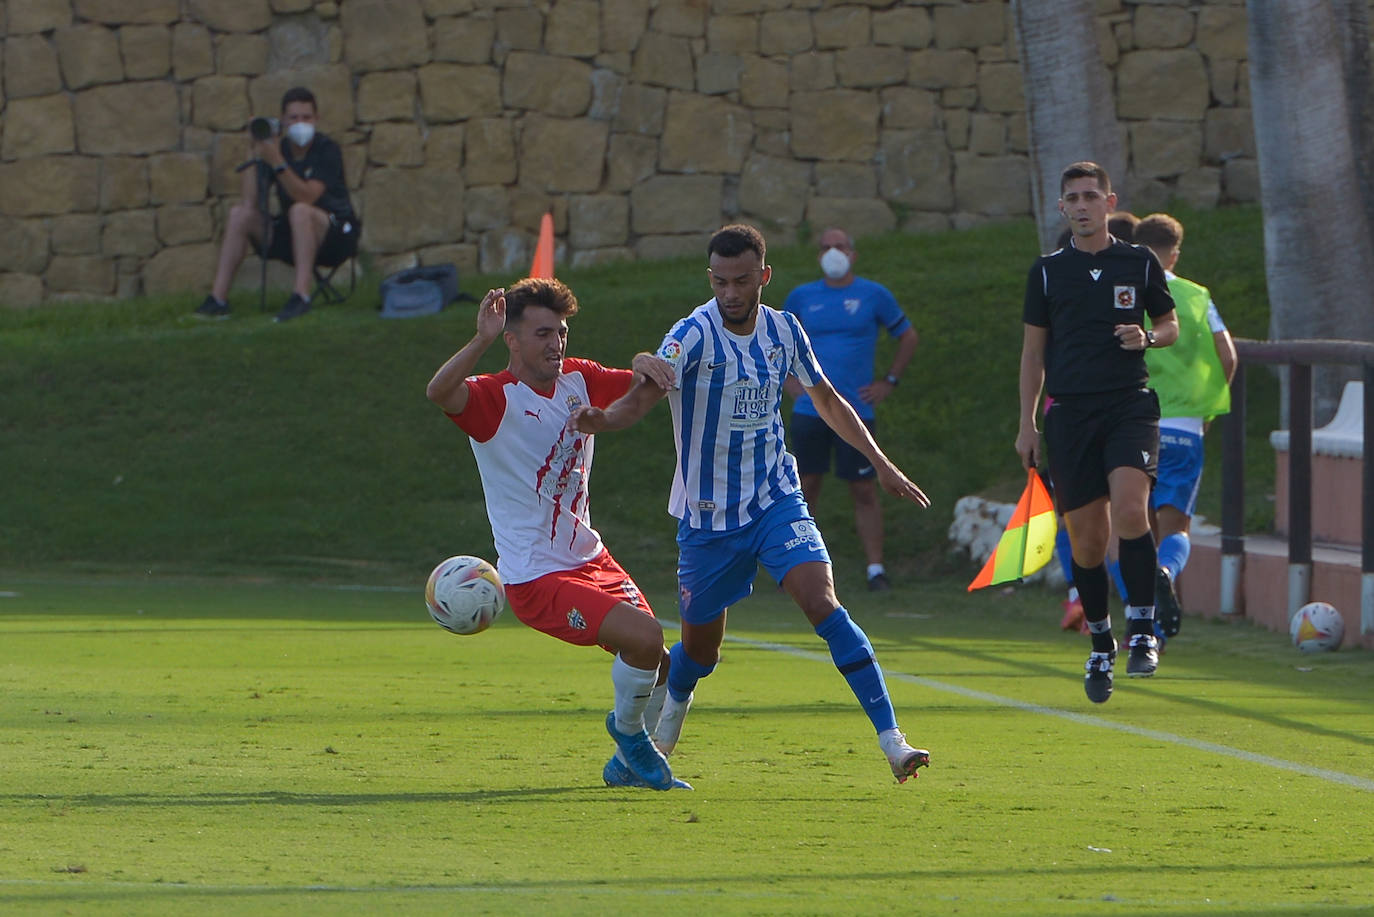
967, 468, 1058, 591
528, 212, 555, 279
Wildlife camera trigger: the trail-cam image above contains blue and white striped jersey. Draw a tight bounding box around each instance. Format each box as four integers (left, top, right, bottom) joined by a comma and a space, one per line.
655, 299, 826, 531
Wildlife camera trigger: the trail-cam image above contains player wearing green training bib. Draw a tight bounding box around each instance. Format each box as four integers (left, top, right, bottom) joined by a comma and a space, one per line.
1137, 213, 1238, 643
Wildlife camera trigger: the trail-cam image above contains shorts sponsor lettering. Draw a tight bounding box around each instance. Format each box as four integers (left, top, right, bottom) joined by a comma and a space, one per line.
784, 519, 823, 552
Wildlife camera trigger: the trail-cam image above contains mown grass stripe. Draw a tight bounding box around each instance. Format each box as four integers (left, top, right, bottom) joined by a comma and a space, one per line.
726, 633, 1374, 792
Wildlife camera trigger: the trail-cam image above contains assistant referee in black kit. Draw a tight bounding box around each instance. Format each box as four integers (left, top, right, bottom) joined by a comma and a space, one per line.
1016, 161, 1180, 704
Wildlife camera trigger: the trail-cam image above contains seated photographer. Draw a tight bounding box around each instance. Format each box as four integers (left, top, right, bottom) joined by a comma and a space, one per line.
195, 86, 358, 323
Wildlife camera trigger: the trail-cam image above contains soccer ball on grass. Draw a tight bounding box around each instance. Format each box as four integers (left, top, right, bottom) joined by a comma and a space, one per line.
425, 555, 505, 635
1289, 601, 1344, 653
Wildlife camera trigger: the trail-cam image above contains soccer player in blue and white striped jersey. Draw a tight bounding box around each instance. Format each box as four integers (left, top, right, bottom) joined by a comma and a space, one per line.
570, 224, 934, 783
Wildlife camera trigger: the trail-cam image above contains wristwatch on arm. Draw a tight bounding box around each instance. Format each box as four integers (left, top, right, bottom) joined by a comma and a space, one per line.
883, 374, 900, 387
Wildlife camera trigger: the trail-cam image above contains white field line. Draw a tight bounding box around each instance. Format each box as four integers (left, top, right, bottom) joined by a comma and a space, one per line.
723, 633, 1374, 793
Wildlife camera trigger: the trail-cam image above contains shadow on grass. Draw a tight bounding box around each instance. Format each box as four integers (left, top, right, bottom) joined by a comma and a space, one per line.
4, 786, 591, 809
4, 861, 1373, 916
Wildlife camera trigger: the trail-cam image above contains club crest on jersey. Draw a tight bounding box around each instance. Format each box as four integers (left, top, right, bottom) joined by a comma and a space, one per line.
658, 340, 683, 363
1114, 285, 1137, 309
567, 607, 588, 630
767, 345, 785, 368
565, 394, 582, 410
844, 298, 860, 315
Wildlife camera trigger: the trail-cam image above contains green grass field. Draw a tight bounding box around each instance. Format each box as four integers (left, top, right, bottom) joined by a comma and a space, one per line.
1, 572, 1371, 915
7, 206, 1364, 914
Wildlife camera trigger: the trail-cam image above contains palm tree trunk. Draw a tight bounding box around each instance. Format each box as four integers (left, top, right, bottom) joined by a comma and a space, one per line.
1012, 0, 1126, 253
1249, 0, 1374, 420
1329, 0, 1374, 223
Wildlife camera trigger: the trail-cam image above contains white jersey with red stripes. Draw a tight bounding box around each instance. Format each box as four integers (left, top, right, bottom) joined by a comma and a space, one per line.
448, 358, 632, 586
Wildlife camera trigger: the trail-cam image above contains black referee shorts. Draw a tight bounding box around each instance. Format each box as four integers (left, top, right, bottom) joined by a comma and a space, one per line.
1044, 387, 1159, 513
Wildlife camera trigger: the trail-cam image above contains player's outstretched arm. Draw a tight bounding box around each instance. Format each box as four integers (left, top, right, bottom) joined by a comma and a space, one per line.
426, 288, 506, 414
804, 377, 930, 508
568, 375, 667, 434
1213, 326, 1238, 384
1016, 323, 1047, 470
631, 352, 676, 391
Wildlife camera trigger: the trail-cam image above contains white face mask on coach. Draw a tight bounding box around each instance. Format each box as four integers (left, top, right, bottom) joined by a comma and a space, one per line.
820, 247, 851, 280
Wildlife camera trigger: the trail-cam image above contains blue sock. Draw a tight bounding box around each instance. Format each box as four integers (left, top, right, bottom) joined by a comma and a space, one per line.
1107, 558, 1127, 601
666, 641, 714, 702
814, 607, 897, 733
1158, 532, 1191, 578
1055, 525, 1075, 585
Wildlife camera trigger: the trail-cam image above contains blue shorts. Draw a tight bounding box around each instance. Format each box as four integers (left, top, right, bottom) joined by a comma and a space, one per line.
676, 491, 831, 625
790, 412, 877, 481
1153, 427, 1204, 515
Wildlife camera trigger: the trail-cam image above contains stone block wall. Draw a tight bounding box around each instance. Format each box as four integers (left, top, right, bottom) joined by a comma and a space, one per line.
0, 0, 1260, 306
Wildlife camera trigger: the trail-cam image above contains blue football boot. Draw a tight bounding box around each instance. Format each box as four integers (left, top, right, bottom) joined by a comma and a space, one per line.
602, 754, 692, 790
605, 712, 677, 790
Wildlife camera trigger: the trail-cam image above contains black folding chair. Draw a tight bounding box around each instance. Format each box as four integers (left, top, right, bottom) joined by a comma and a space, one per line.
312, 255, 356, 305
252, 192, 360, 312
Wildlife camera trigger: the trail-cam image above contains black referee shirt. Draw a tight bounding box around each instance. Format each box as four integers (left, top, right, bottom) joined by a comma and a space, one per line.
1023, 238, 1175, 397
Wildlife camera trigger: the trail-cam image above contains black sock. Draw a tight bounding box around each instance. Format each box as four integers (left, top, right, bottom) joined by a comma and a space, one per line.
1071, 560, 1115, 653
1118, 532, 1158, 636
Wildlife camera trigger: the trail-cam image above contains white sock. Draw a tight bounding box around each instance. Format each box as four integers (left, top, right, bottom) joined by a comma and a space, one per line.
867, 563, 885, 579
652, 690, 693, 755
611, 654, 657, 735
643, 681, 667, 734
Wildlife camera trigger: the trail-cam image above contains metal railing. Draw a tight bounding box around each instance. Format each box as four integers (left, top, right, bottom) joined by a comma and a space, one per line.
1220, 339, 1374, 635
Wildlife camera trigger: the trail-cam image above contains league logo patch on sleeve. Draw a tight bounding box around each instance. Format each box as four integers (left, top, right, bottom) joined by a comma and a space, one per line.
1114, 285, 1137, 309
658, 340, 683, 363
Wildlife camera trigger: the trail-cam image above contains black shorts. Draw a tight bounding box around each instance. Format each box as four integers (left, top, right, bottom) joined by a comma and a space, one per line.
258, 211, 360, 267
789, 412, 877, 481
1044, 387, 1159, 513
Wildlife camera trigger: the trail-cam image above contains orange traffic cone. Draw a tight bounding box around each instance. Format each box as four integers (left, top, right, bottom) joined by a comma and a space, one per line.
529, 212, 554, 279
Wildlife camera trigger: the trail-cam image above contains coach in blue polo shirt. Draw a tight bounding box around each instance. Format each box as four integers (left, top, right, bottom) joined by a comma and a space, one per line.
783, 227, 918, 591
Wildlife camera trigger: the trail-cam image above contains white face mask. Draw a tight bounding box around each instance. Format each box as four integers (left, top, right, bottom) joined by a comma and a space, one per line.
820, 247, 851, 280
286, 121, 316, 148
